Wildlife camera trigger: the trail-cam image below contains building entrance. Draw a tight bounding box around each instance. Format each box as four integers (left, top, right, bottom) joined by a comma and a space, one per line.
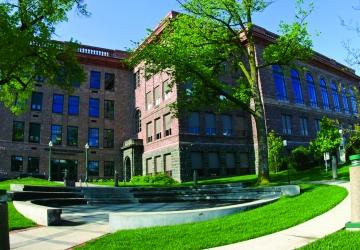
51, 159, 78, 181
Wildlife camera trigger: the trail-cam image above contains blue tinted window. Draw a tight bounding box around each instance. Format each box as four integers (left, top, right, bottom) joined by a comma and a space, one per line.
89, 98, 100, 117
320, 78, 330, 110
331, 81, 341, 112
88, 128, 99, 147
51, 125, 62, 145
350, 89, 358, 114
306, 73, 318, 108
88, 161, 99, 176
291, 69, 304, 104
68, 96, 79, 115
31, 92, 43, 111
90, 71, 101, 89
272, 65, 287, 101
341, 86, 350, 113
52, 94, 64, 113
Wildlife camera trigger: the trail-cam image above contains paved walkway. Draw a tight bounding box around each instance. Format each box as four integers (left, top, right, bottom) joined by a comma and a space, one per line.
211, 181, 350, 250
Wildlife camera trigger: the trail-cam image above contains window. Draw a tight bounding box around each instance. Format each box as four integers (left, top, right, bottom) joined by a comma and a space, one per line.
135, 109, 142, 133
272, 65, 287, 101
89, 98, 100, 118
281, 115, 292, 135
226, 153, 236, 175
88, 161, 99, 176
164, 113, 172, 136
188, 112, 200, 134
191, 152, 204, 176
52, 94, 64, 113
11, 156, 23, 172
146, 158, 153, 175
155, 118, 161, 140
105, 73, 115, 91
164, 154, 172, 176
205, 113, 216, 136
163, 80, 172, 100
67, 126, 78, 146
291, 69, 304, 104
350, 89, 358, 114
90, 71, 101, 89
300, 117, 309, 136
104, 161, 114, 176
315, 119, 321, 133
51, 125, 62, 145
154, 86, 161, 106
240, 153, 249, 168
88, 128, 99, 148
31, 92, 43, 111
208, 153, 220, 175
134, 70, 140, 88
104, 100, 114, 119
27, 157, 39, 173
12, 121, 25, 142
341, 86, 350, 113
221, 115, 232, 136
104, 129, 114, 148
29, 123, 40, 143
146, 122, 153, 143
68, 96, 79, 115
155, 156, 162, 173
320, 78, 330, 110
331, 81, 341, 112
306, 73, 318, 107
146, 91, 153, 110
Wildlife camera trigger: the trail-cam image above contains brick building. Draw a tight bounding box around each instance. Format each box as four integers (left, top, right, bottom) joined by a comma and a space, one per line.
1, 13, 359, 182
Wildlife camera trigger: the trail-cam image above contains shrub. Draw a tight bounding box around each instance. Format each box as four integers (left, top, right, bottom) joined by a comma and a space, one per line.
267, 131, 284, 173
289, 146, 320, 171
131, 173, 177, 185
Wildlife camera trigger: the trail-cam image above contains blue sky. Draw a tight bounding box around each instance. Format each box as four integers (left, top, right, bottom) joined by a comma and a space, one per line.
55, 0, 360, 71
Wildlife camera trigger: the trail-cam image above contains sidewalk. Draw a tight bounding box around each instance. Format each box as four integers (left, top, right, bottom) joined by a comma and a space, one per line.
211, 181, 350, 250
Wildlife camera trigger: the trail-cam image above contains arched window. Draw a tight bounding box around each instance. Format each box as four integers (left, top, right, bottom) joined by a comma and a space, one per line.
272, 65, 287, 101
319, 78, 330, 110
349, 88, 358, 114
306, 73, 318, 107
341, 85, 350, 113
291, 69, 304, 104
331, 81, 341, 112
135, 109, 142, 133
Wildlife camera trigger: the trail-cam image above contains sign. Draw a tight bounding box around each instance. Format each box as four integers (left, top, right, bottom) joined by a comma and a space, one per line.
324, 152, 330, 161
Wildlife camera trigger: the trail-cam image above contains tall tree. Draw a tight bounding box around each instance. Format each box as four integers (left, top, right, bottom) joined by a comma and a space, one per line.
0, 0, 88, 114
130, 0, 313, 183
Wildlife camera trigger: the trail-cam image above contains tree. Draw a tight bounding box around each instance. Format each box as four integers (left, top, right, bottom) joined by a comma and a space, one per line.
267, 131, 284, 173
129, 0, 313, 183
0, 0, 89, 114
346, 124, 360, 157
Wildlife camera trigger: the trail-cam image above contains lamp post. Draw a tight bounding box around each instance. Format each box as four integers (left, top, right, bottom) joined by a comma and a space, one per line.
48, 141, 53, 181
282, 140, 290, 184
84, 143, 89, 183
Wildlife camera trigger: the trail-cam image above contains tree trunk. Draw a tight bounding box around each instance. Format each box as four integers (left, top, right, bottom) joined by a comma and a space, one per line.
255, 113, 270, 183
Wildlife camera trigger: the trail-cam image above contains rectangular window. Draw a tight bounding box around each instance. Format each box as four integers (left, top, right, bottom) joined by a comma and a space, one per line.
11, 156, 23, 172
146, 91, 153, 110
88, 128, 99, 148
188, 112, 200, 134
31, 92, 43, 111
146, 158, 153, 174
51, 125, 62, 145
154, 86, 161, 106
315, 119, 321, 133
163, 80, 171, 100
221, 115, 232, 136
146, 122, 153, 143
155, 118, 161, 140
68, 96, 79, 115
226, 153, 236, 175
208, 153, 220, 175
29, 123, 40, 143
281, 115, 292, 135
104, 161, 114, 176
191, 152, 204, 177
300, 117, 309, 136
52, 94, 64, 113
104, 129, 114, 148
205, 113, 216, 136
88, 161, 99, 176
89, 98, 100, 118
164, 113, 172, 137
104, 100, 114, 119
164, 154, 172, 176
12, 121, 25, 142
27, 157, 39, 173
134, 70, 140, 88
240, 153, 249, 168
90, 71, 101, 89
105, 73, 115, 91
155, 156, 162, 173
67, 126, 78, 146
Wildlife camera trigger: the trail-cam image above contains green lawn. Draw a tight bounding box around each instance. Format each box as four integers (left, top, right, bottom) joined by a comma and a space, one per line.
0, 177, 63, 231
300, 230, 360, 250
77, 184, 347, 250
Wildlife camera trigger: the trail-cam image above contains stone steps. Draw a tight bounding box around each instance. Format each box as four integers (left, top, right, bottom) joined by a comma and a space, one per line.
9, 191, 84, 201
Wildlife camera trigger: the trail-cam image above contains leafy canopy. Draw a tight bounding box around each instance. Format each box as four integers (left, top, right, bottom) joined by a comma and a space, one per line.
310, 117, 342, 154
0, 0, 89, 114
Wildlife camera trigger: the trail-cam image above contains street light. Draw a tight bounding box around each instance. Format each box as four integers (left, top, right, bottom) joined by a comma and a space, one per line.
48, 141, 53, 181
282, 140, 290, 184
84, 143, 89, 182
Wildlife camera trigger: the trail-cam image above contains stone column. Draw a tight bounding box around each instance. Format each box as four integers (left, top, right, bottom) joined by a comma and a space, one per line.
346, 154, 360, 230
0, 190, 10, 250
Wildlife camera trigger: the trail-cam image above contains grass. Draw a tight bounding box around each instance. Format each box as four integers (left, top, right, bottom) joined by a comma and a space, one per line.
0, 177, 63, 231
299, 230, 360, 250
77, 184, 347, 250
